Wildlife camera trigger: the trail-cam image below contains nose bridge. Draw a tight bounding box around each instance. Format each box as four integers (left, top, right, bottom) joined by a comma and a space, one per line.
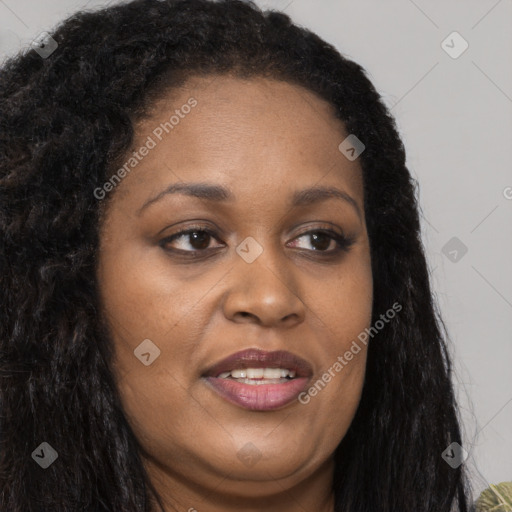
222, 233, 306, 326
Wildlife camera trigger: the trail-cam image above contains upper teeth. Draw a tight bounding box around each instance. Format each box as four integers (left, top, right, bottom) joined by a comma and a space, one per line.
218, 368, 296, 379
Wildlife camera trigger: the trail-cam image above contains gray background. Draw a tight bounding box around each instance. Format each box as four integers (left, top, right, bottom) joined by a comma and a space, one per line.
1, 0, 511, 499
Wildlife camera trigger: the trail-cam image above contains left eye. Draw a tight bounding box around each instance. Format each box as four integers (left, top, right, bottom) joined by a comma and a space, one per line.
159, 228, 352, 255
288, 231, 340, 252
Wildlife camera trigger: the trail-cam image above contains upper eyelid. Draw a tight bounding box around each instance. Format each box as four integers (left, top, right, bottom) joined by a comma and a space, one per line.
164, 225, 343, 239
161, 226, 349, 249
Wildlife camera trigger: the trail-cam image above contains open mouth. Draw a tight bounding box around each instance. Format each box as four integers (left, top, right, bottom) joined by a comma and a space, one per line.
216, 367, 297, 385
202, 348, 313, 411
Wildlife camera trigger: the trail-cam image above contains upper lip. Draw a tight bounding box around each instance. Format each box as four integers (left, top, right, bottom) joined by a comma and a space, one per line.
203, 348, 314, 378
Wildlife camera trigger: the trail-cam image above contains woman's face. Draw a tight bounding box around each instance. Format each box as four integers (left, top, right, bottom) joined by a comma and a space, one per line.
97, 75, 373, 506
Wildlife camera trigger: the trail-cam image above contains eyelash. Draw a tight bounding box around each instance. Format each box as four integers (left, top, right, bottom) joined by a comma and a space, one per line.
159, 224, 355, 259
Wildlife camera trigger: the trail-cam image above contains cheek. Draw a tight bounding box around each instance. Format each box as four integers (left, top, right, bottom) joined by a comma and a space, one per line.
308, 253, 373, 349
96, 244, 205, 420
98, 249, 212, 455
97, 240, 215, 353
115, 364, 207, 453
300, 255, 372, 412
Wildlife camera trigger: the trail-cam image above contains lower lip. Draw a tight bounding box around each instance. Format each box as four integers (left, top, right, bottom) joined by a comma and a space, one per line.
203, 376, 310, 411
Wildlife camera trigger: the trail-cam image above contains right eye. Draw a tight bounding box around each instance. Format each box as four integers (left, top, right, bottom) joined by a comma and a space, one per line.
159, 226, 225, 255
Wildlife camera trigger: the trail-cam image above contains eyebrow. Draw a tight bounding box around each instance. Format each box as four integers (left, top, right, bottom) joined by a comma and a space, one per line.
137, 182, 362, 220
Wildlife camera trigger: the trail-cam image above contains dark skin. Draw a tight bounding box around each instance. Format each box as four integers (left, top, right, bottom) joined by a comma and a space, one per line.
97, 75, 373, 512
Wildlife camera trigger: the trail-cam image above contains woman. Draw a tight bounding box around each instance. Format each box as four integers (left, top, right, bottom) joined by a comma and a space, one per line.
0, 0, 471, 510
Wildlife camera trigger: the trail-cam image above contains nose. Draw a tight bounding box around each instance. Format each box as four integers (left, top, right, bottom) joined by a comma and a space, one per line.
222, 244, 306, 328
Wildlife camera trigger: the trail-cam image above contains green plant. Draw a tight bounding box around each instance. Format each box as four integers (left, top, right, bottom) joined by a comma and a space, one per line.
476, 482, 512, 512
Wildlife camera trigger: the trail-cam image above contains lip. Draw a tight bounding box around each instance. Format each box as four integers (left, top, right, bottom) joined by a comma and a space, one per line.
202, 348, 313, 411
203, 348, 314, 378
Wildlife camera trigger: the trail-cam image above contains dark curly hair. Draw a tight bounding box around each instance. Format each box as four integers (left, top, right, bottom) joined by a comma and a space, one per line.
0, 0, 471, 510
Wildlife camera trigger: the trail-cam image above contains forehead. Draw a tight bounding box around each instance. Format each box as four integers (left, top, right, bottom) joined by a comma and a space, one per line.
113, 74, 364, 204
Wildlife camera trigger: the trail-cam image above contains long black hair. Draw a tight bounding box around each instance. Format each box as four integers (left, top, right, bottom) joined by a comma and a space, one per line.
0, 0, 471, 510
